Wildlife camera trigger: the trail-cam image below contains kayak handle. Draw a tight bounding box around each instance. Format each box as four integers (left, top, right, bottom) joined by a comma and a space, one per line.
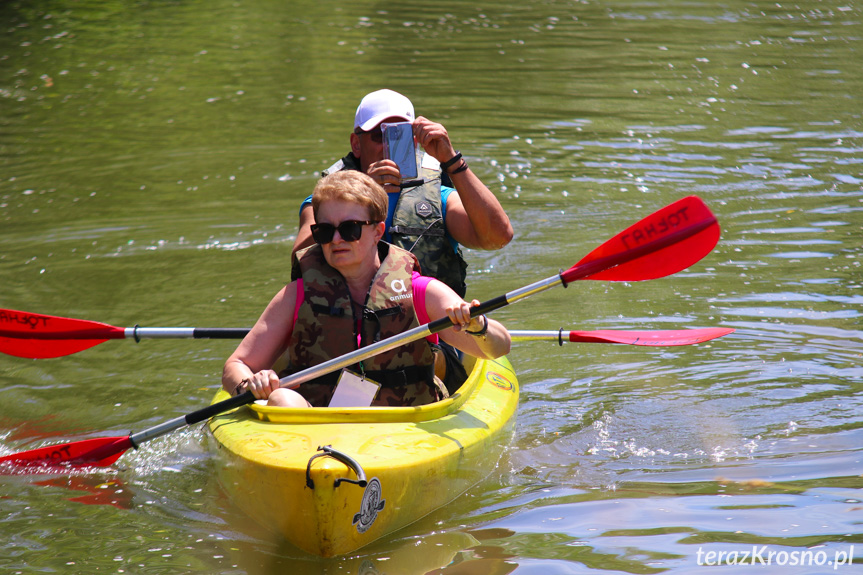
306, 445, 368, 489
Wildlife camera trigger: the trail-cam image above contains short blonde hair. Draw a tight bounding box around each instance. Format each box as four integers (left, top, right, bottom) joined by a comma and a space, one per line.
311, 171, 387, 222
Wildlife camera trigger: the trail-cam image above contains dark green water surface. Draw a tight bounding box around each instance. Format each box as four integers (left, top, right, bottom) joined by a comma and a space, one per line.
2, 1, 861, 573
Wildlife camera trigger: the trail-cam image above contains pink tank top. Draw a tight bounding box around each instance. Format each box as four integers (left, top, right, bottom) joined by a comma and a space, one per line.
293, 271, 439, 345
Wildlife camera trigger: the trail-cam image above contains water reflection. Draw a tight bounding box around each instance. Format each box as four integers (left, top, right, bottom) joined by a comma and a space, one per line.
3, 0, 863, 572
33, 475, 133, 509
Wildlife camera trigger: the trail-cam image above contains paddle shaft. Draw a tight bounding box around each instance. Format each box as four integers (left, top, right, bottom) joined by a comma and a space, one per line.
0, 326, 249, 341
0, 322, 731, 345
123, 328, 248, 340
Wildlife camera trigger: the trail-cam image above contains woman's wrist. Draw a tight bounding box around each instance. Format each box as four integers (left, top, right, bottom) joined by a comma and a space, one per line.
233, 377, 251, 396
465, 315, 489, 338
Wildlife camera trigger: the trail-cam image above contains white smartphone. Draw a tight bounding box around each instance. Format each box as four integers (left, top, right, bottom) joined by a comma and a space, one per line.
381, 121, 418, 180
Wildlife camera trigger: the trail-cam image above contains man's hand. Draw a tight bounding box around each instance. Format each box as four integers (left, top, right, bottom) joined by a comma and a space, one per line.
413, 116, 457, 165
366, 159, 402, 193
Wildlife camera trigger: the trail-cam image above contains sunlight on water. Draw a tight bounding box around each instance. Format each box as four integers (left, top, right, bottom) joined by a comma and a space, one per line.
1, 0, 862, 572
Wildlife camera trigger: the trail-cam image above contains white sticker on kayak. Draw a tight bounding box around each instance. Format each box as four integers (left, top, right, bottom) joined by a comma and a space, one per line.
353, 477, 385, 533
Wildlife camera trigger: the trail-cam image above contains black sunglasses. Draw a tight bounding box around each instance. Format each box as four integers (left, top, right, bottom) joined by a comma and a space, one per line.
310, 220, 379, 244
354, 127, 383, 143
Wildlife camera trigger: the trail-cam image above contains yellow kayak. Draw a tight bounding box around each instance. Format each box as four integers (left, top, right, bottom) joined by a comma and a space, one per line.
209, 357, 518, 557
207, 355, 519, 557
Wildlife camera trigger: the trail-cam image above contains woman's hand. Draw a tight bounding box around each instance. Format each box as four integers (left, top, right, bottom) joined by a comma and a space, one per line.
445, 298, 484, 333
426, 280, 510, 359
237, 369, 281, 400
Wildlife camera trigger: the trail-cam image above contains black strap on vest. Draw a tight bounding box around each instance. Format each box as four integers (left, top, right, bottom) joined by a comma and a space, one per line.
362, 306, 401, 320
364, 364, 435, 388
310, 303, 346, 317
361, 305, 402, 343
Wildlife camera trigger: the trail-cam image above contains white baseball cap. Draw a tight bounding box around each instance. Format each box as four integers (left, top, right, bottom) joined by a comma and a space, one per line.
354, 89, 415, 131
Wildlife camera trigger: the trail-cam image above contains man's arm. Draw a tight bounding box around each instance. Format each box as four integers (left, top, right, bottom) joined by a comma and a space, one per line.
291, 204, 316, 259
442, 173, 513, 251
413, 116, 513, 250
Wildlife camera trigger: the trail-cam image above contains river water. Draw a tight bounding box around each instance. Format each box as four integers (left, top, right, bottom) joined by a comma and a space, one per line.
1, 0, 861, 573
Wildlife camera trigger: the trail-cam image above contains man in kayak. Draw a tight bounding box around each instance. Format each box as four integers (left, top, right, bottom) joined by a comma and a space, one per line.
290, 89, 513, 393
225, 170, 510, 408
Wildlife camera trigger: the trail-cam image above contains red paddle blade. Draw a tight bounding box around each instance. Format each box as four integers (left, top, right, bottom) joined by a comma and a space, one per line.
568, 327, 734, 346
0, 308, 125, 358
0, 436, 132, 470
0, 336, 108, 359
562, 196, 720, 283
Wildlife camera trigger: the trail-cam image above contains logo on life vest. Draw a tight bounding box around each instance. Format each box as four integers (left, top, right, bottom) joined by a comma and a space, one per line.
415, 201, 433, 217
353, 477, 386, 533
388, 279, 412, 302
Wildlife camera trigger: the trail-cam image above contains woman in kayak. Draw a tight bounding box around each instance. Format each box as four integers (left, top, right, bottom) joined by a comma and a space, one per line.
222, 170, 510, 408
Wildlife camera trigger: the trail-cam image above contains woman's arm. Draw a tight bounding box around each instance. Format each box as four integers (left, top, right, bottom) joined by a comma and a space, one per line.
423, 278, 510, 359
222, 282, 299, 398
